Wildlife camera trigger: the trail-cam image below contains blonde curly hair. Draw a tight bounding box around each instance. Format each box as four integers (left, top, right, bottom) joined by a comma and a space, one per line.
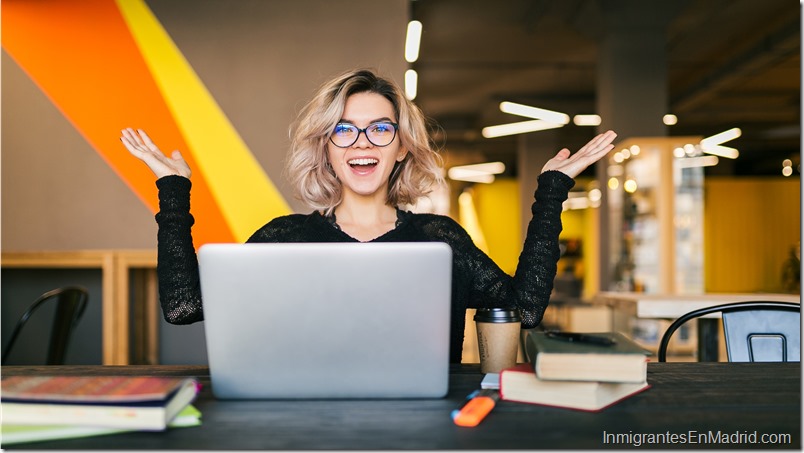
285, 68, 444, 214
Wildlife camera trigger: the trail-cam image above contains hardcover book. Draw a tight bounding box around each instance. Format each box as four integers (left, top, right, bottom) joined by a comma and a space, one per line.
1, 375, 199, 431
525, 331, 651, 383
500, 364, 650, 412
1, 404, 201, 445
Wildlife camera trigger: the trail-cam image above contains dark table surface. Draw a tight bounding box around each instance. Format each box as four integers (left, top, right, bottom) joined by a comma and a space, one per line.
2, 362, 800, 449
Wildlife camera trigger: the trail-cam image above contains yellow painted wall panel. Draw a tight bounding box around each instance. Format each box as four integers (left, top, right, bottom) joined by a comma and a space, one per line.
704, 178, 800, 293
474, 178, 521, 275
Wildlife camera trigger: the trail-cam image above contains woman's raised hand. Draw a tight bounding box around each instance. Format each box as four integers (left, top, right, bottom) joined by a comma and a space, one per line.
541, 130, 617, 179
120, 128, 191, 179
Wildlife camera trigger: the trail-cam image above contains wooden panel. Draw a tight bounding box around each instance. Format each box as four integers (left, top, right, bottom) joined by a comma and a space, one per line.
2, 250, 157, 366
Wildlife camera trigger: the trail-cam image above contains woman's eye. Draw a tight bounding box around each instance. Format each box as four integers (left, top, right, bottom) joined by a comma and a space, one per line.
334, 124, 354, 135
371, 124, 391, 133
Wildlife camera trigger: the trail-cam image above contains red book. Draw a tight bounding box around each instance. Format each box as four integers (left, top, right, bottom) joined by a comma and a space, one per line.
499, 364, 650, 412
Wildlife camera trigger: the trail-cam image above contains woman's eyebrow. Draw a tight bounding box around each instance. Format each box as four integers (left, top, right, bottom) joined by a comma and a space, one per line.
337, 117, 395, 125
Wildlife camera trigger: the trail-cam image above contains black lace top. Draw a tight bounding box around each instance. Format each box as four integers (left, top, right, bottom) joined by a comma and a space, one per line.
154, 170, 574, 363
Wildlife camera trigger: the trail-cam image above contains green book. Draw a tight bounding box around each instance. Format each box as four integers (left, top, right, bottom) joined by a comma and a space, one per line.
1, 404, 201, 446
525, 331, 651, 383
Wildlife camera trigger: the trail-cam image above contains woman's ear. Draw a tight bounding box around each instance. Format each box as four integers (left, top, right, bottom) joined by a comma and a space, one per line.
396, 148, 408, 162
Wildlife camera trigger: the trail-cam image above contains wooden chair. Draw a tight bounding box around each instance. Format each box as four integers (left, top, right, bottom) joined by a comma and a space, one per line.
2, 286, 89, 365
658, 301, 800, 362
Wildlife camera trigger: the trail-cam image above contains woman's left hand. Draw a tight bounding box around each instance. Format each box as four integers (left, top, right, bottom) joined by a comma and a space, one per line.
541, 130, 617, 178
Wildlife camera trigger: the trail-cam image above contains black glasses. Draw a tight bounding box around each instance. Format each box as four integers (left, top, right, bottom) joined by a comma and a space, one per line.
329, 122, 399, 148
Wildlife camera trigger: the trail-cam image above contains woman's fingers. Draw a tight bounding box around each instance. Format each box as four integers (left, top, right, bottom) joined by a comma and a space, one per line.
540, 130, 617, 178
120, 128, 190, 179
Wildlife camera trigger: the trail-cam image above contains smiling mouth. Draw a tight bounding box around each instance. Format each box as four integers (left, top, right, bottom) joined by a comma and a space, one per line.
348, 158, 379, 169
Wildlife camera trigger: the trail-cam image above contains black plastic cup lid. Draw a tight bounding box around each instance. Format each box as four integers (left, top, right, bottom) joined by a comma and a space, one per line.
474, 308, 521, 323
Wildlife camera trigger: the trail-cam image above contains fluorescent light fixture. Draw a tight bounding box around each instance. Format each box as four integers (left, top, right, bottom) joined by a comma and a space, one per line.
573, 114, 602, 126
499, 102, 570, 124
676, 155, 719, 168
701, 127, 741, 147
447, 162, 505, 183
405, 21, 423, 63
563, 196, 590, 211
449, 173, 495, 184
700, 128, 741, 158
404, 69, 418, 100
701, 145, 739, 159
663, 114, 678, 126
481, 119, 562, 138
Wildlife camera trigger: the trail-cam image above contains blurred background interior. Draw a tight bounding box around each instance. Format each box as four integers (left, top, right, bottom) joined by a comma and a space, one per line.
2, 0, 799, 365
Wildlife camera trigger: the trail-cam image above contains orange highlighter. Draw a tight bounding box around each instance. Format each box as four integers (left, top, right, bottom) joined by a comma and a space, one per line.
452, 389, 499, 427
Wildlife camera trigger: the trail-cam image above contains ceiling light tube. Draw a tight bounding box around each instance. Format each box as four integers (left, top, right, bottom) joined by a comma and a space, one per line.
449, 162, 506, 175
404, 69, 418, 100
700, 144, 739, 159
563, 197, 590, 210
405, 21, 423, 63
447, 171, 496, 183
676, 155, 719, 168
700, 128, 742, 148
499, 102, 570, 124
482, 119, 563, 138
573, 114, 602, 126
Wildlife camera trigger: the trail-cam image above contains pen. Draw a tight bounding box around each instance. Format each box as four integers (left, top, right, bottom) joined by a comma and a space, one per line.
451, 389, 499, 427
545, 331, 616, 346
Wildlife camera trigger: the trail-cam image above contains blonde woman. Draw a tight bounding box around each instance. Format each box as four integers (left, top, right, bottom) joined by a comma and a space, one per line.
121, 68, 616, 363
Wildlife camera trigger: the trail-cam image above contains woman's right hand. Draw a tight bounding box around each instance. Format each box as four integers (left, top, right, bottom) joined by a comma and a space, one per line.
120, 128, 191, 179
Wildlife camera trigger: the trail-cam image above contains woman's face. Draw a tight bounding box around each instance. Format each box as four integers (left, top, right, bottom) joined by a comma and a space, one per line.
327, 92, 407, 203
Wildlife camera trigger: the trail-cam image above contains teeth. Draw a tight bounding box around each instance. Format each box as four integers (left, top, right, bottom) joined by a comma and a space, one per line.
348, 158, 378, 166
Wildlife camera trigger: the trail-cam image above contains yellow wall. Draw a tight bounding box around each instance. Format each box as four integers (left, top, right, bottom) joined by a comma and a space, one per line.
471, 175, 800, 297
472, 178, 521, 275
470, 177, 592, 287
704, 177, 800, 293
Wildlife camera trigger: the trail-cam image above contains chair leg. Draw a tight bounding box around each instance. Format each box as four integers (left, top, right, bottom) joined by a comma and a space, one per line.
697, 319, 719, 362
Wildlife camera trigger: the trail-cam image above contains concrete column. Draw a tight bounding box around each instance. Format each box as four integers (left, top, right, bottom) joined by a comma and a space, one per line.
595, 0, 680, 291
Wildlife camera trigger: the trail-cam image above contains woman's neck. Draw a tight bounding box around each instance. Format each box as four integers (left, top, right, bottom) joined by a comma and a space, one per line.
332, 197, 398, 242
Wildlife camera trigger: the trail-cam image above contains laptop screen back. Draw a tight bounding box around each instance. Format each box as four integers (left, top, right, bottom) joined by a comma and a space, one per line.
198, 242, 452, 399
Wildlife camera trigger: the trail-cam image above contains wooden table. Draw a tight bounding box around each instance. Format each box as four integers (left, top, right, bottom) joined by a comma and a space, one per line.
593, 292, 801, 361
2, 363, 799, 449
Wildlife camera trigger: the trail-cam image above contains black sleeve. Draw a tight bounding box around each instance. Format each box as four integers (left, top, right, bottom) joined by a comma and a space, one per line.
514, 170, 575, 327
434, 170, 573, 328
154, 175, 204, 324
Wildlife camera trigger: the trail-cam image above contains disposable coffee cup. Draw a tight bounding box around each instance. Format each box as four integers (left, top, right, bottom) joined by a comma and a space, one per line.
474, 308, 521, 373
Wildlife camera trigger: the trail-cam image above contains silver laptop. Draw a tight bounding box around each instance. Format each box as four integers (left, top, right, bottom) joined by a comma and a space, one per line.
198, 242, 452, 399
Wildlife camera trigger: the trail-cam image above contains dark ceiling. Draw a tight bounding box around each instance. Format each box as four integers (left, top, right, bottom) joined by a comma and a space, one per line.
410, 0, 800, 178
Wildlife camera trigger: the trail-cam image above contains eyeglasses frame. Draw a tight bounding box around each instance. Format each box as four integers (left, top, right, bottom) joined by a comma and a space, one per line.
328, 121, 399, 148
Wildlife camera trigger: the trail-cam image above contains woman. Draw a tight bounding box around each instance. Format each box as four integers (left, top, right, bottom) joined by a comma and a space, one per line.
121, 68, 616, 363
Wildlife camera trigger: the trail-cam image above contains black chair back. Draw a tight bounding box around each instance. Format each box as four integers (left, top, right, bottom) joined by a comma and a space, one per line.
658, 301, 800, 362
2, 286, 89, 365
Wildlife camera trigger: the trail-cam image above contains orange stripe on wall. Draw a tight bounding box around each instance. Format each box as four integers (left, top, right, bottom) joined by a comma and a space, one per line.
2, 0, 235, 247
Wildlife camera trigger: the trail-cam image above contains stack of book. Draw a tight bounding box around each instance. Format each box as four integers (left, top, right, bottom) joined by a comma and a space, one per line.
499, 331, 651, 411
1, 375, 201, 445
